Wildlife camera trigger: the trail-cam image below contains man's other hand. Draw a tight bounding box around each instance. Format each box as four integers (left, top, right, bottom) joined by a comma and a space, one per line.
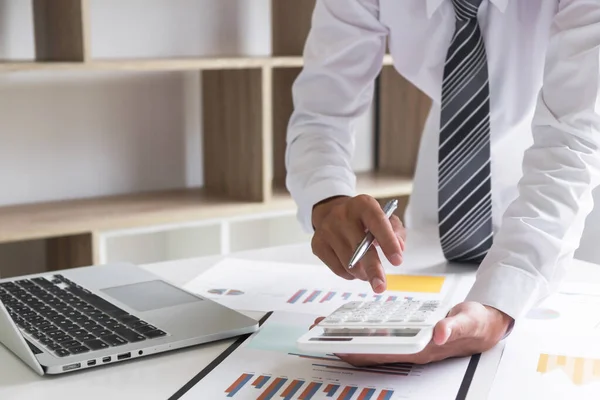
311, 195, 406, 292
311, 302, 513, 366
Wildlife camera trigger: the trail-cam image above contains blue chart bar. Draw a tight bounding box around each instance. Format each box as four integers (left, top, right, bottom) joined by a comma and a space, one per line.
303, 290, 322, 303
386, 296, 397, 302
324, 383, 340, 397
358, 388, 376, 400
338, 386, 358, 400
342, 292, 351, 300
373, 295, 383, 302
358, 293, 367, 299
379, 389, 394, 400
282, 380, 305, 400
320, 291, 336, 303
225, 373, 254, 397
299, 382, 322, 400
252, 375, 271, 389
288, 290, 307, 304
258, 377, 287, 400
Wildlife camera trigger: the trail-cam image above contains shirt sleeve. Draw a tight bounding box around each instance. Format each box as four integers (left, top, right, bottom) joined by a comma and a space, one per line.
285, 0, 388, 233
466, 0, 600, 322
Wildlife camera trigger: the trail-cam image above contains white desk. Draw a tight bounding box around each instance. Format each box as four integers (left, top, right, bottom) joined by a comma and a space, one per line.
1, 229, 599, 400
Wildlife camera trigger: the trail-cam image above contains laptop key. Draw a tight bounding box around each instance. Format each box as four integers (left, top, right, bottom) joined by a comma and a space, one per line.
84, 339, 109, 351
103, 335, 128, 347
95, 329, 113, 337
55, 348, 71, 357
136, 325, 157, 334
54, 335, 73, 343
62, 340, 81, 349
68, 346, 90, 355
47, 343, 62, 351
113, 328, 146, 343
40, 325, 60, 334
87, 325, 105, 333
144, 330, 167, 339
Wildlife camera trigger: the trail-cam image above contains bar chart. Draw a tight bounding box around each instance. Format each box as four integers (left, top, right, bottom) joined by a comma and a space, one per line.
537, 353, 600, 386
224, 373, 396, 399
286, 290, 413, 305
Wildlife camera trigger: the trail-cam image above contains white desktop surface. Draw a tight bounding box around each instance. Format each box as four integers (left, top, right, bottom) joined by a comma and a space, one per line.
1, 229, 599, 400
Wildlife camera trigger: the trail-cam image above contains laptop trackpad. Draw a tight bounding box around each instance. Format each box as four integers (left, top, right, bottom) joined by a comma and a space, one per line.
101, 280, 201, 312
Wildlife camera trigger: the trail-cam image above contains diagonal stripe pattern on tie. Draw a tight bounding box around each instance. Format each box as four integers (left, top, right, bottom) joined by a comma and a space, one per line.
438, 0, 492, 263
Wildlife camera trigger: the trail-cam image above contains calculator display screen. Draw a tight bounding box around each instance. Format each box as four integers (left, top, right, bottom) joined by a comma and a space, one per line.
320, 328, 420, 338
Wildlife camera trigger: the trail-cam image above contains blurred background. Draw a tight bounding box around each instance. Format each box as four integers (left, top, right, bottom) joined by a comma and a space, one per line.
0, 0, 430, 277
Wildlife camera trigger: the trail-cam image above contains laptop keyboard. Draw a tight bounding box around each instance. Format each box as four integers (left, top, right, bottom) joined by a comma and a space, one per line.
0, 274, 167, 358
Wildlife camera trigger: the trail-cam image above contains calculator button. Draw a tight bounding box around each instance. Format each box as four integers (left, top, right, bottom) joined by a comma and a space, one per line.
341, 302, 362, 309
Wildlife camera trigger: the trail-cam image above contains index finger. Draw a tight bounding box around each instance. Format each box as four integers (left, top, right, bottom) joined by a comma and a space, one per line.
353, 196, 403, 266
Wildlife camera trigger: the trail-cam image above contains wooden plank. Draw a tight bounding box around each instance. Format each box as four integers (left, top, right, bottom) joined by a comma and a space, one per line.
0, 55, 394, 74
378, 66, 432, 176
272, 0, 317, 56
262, 67, 274, 201
202, 68, 266, 202
272, 67, 302, 189
0, 174, 412, 244
46, 233, 95, 271
32, 0, 90, 62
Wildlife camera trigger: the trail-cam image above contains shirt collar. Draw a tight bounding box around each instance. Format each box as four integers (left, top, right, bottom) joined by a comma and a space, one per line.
426, 0, 508, 18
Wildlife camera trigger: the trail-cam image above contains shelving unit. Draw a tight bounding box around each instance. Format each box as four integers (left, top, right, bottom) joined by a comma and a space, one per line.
0, 0, 430, 275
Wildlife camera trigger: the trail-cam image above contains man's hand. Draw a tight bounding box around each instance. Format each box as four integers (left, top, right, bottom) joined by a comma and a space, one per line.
311, 302, 513, 366
311, 195, 406, 292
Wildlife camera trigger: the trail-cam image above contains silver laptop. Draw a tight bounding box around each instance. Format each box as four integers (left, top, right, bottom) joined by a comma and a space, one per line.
0, 262, 258, 375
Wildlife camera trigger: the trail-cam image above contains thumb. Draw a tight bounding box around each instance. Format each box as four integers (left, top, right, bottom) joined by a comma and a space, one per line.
432, 312, 473, 346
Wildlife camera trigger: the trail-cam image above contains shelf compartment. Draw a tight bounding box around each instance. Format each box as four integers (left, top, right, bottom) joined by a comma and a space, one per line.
202, 68, 269, 202
32, 0, 90, 62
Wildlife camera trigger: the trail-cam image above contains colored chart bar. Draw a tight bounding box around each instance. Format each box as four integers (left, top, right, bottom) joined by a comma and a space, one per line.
225, 373, 254, 397
320, 291, 336, 303
385, 274, 445, 293
357, 388, 376, 400
258, 377, 287, 400
252, 375, 271, 389
386, 296, 397, 302
208, 288, 227, 295
288, 290, 307, 304
281, 379, 304, 399
337, 386, 358, 400
342, 292, 351, 300
324, 383, 340, 397
373, 295, 383, 302
358, 293, 367, 298
298, 382, 322, 400
226, 289, 244, 296
303, 290, 322, 303
377, 389, 394, 400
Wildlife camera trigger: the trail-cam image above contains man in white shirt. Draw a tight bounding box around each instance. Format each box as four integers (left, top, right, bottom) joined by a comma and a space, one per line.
286, 0, 600, 365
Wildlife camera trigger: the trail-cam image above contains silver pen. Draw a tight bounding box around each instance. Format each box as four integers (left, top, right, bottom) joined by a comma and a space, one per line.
348, 199, 399, 269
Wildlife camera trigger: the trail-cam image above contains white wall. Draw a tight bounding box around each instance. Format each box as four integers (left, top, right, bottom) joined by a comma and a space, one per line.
0, 0, 375, 275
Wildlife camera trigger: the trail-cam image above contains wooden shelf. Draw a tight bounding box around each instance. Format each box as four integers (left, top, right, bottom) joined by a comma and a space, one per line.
0, 173, 412, 244
0, 55, 393, 73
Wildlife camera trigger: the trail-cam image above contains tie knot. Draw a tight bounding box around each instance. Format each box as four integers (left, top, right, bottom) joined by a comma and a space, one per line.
451, 0, 482, 19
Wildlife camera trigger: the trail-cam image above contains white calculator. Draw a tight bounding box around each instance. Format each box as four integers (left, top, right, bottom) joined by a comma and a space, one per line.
296, 299, 451, 354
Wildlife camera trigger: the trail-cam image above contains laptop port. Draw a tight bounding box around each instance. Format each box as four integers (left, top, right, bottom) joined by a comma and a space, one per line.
62, 363, 81, 372
102, 356, 111, 363
117, 352, 131, 360
87, 360, 96, 367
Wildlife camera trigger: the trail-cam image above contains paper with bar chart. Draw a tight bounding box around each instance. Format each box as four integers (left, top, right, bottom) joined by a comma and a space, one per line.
488, 331, 600, 399
179, 312, 476, 400
184, 258, 469, 315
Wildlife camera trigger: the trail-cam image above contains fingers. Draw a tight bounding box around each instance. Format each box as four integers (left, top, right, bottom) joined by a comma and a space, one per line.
354, 196, 403, 266
390, 215, 406, 253
310, 317, 325, 330
356, 246, 386, 292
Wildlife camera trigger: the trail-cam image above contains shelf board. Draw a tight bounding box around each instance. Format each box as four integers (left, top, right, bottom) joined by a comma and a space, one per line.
0, 172, 411, 243
0, 55, 393, 73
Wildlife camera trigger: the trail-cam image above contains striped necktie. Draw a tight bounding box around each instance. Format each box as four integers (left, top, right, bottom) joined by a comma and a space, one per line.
438, 0, 493, 263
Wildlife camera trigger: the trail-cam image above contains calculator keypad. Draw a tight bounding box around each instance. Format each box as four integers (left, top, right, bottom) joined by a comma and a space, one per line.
319, 300, 443, 328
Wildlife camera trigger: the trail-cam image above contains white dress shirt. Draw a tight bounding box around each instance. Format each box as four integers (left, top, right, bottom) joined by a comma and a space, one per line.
285, 0, 600, 321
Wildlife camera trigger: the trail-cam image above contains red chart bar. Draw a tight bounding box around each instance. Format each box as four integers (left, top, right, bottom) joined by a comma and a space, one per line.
303, 290, 322, 303
288, 290, 307, 304
298, 382, 322, 400
358, 388, 376, 400
337, 386, 358, 400
320, 291, 336, 303
377, 389, 394, 400
225, 373, 254, 397
281, 379, 304, 399
257, 377, 287, 400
